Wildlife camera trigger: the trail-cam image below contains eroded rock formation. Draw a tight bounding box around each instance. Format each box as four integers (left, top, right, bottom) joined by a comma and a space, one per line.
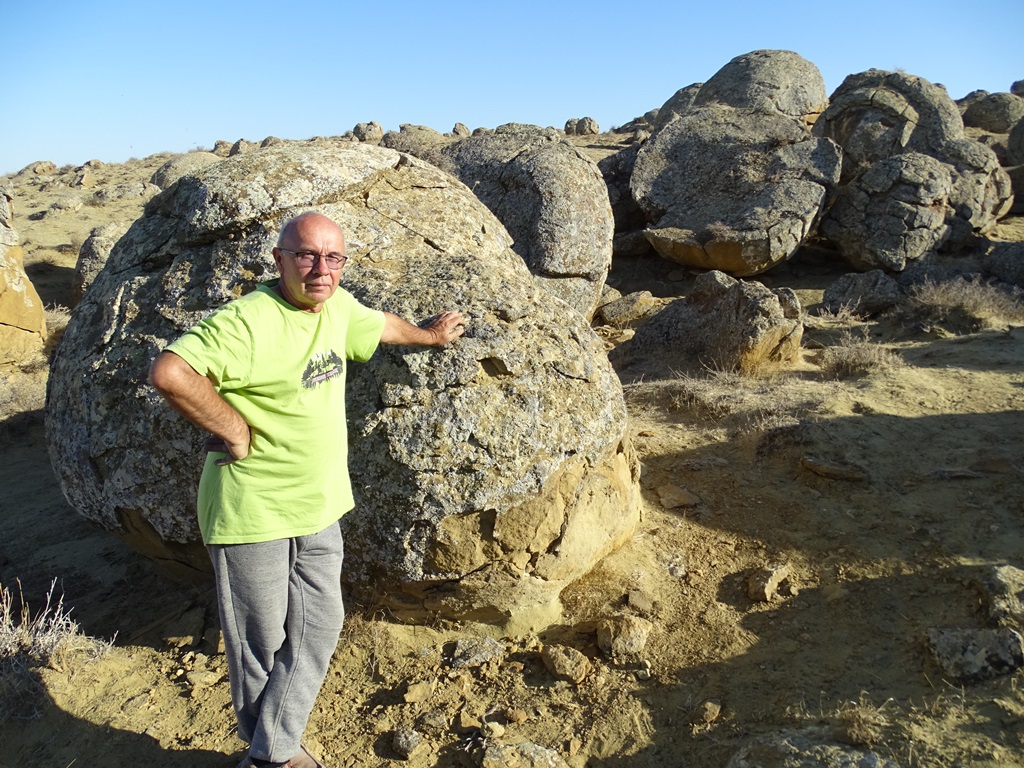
45, 143, 639, 633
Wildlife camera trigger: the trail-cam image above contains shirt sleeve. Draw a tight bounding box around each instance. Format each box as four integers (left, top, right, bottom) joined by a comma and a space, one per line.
167, 303, 254, 390
341, 291, 386, 362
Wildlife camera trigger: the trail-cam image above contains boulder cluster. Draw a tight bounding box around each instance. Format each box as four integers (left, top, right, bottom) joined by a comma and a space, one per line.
19, 47, 1022, 631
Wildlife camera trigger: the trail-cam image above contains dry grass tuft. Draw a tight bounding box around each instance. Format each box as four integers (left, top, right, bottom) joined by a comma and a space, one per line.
817, 330, 904, 379
905, 278, 1024, 331
0, 581, 112, 721
829, 693, 893, 748
44, 303, 72, 357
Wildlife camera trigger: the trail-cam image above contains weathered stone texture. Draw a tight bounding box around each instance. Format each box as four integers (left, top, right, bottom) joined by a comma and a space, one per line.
150, 152, 223, 189
0, 186, 46, 364
631, 104, 841, 276
413, 124, 614, 318
815, 70, 1013, 262
72, 221, 130, 304
610, 270, 803, 379
820, 153, 953, 271
693, 49, 828, 123
962, 92, 1024, 134
45, 143, 639, 632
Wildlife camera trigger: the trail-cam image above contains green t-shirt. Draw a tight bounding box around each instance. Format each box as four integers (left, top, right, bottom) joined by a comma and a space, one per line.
168, 282, 386, 545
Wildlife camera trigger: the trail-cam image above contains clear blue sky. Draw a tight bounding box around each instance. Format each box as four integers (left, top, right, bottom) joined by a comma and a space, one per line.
3, 0, 1021, 175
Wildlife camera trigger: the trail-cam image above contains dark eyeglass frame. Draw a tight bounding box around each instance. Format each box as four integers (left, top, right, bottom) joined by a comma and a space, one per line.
278, 248, 348, 269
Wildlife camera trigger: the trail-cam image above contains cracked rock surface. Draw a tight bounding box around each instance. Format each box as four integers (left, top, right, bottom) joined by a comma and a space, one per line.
45, 143, 639, 632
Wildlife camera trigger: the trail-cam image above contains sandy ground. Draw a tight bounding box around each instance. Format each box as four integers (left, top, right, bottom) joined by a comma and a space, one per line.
2, 145, 1024, 768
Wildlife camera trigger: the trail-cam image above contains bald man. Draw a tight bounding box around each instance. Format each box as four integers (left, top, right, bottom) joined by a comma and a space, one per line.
150, 212, 464, 768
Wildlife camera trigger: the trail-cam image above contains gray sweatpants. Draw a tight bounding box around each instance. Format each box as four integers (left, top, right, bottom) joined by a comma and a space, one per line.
209, 521, 345, 763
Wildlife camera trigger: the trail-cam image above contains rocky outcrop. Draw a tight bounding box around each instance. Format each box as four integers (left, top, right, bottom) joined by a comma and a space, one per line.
609, 270, 803, 379
45, 143, 639, 633
403, 124, 614, 318
815, 70, 1013, 264
631, 103, 841, 276
72, 221, 129, 304
0, 185, 47, 364
150, 152, 223, 189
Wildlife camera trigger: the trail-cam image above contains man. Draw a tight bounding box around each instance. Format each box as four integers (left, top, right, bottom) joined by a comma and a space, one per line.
149, 211, 464, 768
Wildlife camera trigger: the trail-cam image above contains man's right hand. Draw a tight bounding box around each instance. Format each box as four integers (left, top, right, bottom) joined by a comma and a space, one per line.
203, 432, 251, 465
150, 351, 252, 464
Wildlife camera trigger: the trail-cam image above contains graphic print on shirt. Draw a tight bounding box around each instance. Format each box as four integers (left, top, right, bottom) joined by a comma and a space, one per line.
302, 350, 345, 389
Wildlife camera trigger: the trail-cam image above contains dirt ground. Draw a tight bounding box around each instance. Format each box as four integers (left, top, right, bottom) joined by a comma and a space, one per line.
2, 144, 1024, 768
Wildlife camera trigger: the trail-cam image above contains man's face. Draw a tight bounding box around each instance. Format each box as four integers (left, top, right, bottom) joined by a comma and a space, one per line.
272, 215, 346, 313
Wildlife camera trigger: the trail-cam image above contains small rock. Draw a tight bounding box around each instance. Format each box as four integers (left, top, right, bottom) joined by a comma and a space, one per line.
627, 589, 654, 614
596, 615, 653, 657
163, 607, 205, 648
656, 484, 701, 509
482, 742, 570, 768
482, 721, 505, 739
404, 680, 434, 703
451, 637, 504, 668
392, 728, 425, 760
973, 564, 1024, 631
800, 455, 867, 482
185, 668, 222, 691
927, 627, 1024, 683
506, 707, 530, 724
540, 644, 591, 684
419, 709, 448, 731
693, 699, 722, 724
747, 564, 793, 602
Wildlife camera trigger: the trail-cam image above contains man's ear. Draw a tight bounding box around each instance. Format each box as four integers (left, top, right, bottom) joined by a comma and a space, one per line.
271, 248, 283, 268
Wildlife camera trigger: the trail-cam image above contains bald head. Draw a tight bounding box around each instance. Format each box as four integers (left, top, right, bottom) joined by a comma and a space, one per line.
277, 212, 346, 252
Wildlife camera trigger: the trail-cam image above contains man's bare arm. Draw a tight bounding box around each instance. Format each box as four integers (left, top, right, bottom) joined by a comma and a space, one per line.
148, 351, 251, 464
380, 310, 465, 346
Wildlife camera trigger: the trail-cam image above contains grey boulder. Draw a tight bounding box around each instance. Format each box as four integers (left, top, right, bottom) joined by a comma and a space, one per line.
819, 152, 953, 271
610, 270, 803, 379
693, 49, 828, 123
815, 70, 1013, 261
631, 104, 841, 276
45, 143, 639, 633
962, 92, 1024, 134
72, 221, 129, 304
404, 123, 614, 319
150, 152, 223, 189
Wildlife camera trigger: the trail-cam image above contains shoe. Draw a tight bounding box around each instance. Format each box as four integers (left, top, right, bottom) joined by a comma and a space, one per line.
236, 745, 329, 768
285, 745, 329, 768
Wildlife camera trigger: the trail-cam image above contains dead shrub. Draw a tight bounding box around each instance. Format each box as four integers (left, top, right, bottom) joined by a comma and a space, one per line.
817, 330, 903, 379
905, 278, 1024, 331
0, 581, 112, 721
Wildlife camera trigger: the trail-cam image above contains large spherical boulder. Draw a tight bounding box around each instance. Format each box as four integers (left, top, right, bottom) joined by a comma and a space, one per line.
631, 104, 841, 276
45, 143, 639, 633
815, 69, 1012, 261
386, 123, 614, 319
692, 49, 828, 123
819, 153, 953, 270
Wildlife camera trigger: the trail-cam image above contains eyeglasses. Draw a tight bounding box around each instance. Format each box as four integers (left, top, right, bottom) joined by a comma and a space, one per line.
278, 249, 348, 269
